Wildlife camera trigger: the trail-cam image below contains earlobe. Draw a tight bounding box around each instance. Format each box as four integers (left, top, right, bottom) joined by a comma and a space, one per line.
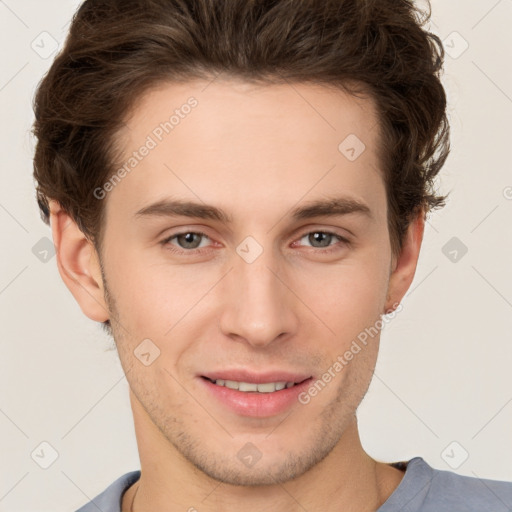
49, 200, 109, 323
384, 209, 425, 314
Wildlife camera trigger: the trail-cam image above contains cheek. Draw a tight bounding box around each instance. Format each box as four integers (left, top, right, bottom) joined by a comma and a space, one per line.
291, 255, 390, 343
106, 232, 390, 346
107, 252, 217, 340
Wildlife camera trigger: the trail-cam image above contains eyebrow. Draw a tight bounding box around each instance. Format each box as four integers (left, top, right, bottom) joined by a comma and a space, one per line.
134, 196, 373, 223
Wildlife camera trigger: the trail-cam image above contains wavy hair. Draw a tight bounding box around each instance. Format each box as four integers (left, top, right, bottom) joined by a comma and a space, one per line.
32, 0, 450, 259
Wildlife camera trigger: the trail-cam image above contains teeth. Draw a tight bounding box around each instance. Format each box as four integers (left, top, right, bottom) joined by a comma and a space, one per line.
213, 379, 296, 393
239, 382, 258, 392
256, 382, 276, 393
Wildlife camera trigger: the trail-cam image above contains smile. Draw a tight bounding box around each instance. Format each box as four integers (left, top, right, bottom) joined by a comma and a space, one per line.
199, 374, 313, 417
204, 377, 297, 393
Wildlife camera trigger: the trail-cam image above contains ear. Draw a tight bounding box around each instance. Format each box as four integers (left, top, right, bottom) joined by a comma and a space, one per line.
384, 209, 425, 314
49, 200, 109, 322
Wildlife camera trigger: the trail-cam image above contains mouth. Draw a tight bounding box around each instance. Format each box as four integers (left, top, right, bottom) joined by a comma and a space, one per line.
201, 376, 309, 393
199, 372, 314, 417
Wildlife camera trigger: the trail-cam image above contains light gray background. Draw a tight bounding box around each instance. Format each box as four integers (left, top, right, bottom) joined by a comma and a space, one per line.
1, 1, 511, 510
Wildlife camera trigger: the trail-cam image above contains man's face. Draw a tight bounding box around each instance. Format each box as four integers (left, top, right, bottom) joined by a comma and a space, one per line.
99, 78, 395, 485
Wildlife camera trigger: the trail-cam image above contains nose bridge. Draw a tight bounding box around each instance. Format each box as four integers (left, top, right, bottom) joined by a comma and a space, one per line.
218, 240, 297, 347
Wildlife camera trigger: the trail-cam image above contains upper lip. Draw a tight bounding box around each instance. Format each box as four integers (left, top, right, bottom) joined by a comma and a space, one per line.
201, 370, 312, 384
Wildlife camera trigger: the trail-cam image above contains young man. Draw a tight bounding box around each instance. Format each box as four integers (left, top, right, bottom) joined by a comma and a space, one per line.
32, 0, 512, 511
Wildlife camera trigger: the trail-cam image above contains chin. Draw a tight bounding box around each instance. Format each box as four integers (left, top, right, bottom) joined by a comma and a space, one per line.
176, 430, 341, 487
191, 454, 319, 487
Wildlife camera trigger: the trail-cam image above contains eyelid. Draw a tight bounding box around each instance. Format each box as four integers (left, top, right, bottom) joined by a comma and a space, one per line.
294, 225, 351, 242
293, 229, 350, 249
161, 230, 211, 247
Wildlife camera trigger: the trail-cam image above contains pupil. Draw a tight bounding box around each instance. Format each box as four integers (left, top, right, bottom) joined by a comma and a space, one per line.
310, 232, 330, 248
179, 233, 200, 248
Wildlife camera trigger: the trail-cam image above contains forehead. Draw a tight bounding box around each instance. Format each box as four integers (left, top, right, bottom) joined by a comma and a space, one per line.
106, 78, 385, 225
117, 78, 380, 152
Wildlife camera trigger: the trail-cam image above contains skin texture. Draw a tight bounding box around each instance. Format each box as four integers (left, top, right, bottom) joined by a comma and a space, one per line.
50, 78, 424, 512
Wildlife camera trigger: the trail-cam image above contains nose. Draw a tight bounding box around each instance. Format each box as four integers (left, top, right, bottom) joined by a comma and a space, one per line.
218, 246, 298, 348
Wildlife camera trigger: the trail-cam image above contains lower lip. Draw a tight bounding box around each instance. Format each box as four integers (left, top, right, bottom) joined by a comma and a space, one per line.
199, 377, 313, 417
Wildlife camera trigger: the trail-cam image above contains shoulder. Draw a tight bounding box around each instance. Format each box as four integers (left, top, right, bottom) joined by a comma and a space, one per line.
75, 470, 141, 512
386, 457, 512, 512
426, 462, 512, 511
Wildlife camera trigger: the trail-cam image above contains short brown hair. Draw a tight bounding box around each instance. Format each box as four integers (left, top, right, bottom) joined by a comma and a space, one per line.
32, 0, 449, 259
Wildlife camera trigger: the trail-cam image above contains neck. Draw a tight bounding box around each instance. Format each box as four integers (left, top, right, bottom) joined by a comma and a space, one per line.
123, 392, 404, 512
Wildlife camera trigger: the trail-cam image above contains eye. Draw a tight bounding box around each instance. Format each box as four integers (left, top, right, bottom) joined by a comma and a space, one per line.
162, 231, 211, 252
160, 229, 349, 255
295, 231, 349, 252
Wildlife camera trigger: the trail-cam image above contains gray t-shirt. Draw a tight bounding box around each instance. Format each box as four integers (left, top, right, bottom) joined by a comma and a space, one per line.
75, 457, 512, 512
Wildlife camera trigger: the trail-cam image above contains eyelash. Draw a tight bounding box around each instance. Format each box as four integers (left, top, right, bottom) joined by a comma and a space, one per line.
160, 230, 350, 255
